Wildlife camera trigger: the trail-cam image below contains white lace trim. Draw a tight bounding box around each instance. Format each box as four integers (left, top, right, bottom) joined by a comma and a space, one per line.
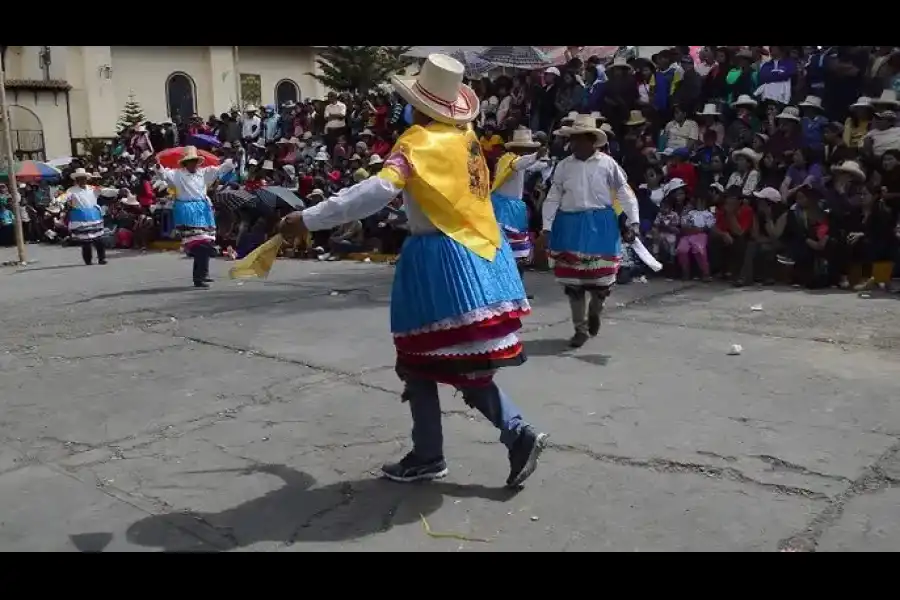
411, 333, 520, 357
394, 299, 530, 338
555, 275, 616, 287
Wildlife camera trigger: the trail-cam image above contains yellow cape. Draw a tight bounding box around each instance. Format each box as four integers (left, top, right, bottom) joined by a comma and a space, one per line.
391, 123, 501, 261
490, 152, 517, 194
229, 234, 283, 279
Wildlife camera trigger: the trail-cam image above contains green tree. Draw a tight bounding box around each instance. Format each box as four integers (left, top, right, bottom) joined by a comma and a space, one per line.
309, 46, 414, 94
117, 92, 146, 132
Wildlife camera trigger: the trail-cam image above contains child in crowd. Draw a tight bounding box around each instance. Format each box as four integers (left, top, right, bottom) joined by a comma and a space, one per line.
676, 190, 715, 281
649, 195, 680, 264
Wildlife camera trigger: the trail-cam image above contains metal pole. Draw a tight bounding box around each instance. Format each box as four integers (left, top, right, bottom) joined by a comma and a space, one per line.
233, 46, 242, 109
0, 64, 26, 264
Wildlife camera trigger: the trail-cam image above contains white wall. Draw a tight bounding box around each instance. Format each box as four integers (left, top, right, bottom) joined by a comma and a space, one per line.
236, 46, 322, 106
3, 95, 71, 160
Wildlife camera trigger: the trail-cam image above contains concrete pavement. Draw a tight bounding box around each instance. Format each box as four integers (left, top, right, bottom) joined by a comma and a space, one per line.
1, 245, 899, 552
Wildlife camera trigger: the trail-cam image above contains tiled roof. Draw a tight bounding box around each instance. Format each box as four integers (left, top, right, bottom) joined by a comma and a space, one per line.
4, 79, 72, 91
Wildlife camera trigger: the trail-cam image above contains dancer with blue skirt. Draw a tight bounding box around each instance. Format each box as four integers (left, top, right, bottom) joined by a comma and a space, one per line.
64, 168, 119, 265
490, 128, 549, 298
280, 54, 548, 488
154, 147, 234, 288
542, 114, 645, 349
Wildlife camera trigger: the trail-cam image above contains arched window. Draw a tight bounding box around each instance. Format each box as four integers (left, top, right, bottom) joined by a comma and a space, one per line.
275, 79, 300, 108
165, 72, 197, 125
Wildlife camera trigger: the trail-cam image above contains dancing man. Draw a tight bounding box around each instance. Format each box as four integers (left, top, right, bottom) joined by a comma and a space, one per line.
154, 147, 234, 288
64, 168, 119, 265
490, 128, 549, 299
542, 114, 641, 349
281, 54, 548, 488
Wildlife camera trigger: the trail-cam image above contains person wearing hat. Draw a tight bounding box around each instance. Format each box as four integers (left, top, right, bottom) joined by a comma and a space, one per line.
747, 187, 786, 285
154, 146, 235, 288
724, 95, 758, 149
863, 109, 900, 159
768, 106, 804, 159
241, 105, 261, 144
844, 97, 874, 149
532, 66, 560, 133
64, 168, 119, 265
278, 54, 547, 488
724, 49, 758, 106
490, 128, 549, 295
542, 114, 649, 349
823, 122, 855, 169
367, 154, 384, 175
727, 148, 761, 197
798, 95, 828, 151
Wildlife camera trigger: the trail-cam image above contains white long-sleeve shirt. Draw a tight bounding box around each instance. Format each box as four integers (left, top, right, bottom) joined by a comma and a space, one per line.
541, 151, 638, 232
241, 115, 261, 139
494, 153, 549, 199
65, 184, 119, 209
157, 160, 235, 200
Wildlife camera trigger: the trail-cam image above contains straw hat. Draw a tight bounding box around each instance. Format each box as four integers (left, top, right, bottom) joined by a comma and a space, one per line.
276, 137, 293, 145
505, 128, 541, 149
368, 154, 384, 166
353, 168, 369, 183
850, 96, 873, 110
732, 147, 761, 164
775, 106, 801, 122
608, 56, 633, 72
664, 178, 687, 196
252, 140, 267, 150
134, 125, 147, 133
288, 137, 300, 145
120, 195, 140, 207
261, 160, 274, 171
308, 188, 325, 199
302, 131, 313, 140
360, 129, 374, 137
314, 151, 329, 162
872, 89, 900, 107
349, 153, 362, 161
625, 110, 647, 126
876, 109, 898, 121
798, 95, 824, 110
245, 105, 258, 113
561, 111, 578, 124
179, 146, 205, 165
589, 111, 606, 122
832, 160, 866, 181
754, 132, 770, 144
554, 114, 608, 145
697, 103, 721, 116
389, 53, 479, 125
70, 168, 96, 180
753, 187, 783, 203
282, 100, 296, 109
600, 123, 615, 138
731, 94, 758, 109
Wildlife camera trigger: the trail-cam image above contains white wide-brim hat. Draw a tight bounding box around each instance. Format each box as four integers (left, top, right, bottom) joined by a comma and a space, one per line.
505, 128, 541, 149
697, 103, 721, 116
314, 152, 329, 162
798, 95, 824, 110
731, 94, 758, 109
873, 89, 900, 107
390, 54, 479, 125
120, 195, 140, 206
368, 154, 384, 166
70, 168, 97, 180
553, 114, 608, 146
732, 147, 762, 164
832, 160, 866, 181
775, 107, 801, 122
850, 96, 873, 110
753, 187, 783, 203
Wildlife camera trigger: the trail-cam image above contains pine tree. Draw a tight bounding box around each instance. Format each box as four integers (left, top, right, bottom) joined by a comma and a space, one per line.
117, 92, 146, 132
309, 46, 414, 94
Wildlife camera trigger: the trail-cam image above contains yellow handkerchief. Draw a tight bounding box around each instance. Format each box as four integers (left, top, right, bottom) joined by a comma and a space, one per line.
229, 234, 283, 279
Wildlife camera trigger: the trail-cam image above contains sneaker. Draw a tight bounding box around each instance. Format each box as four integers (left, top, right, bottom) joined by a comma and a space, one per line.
569, 331, 589, 348
506, 427, 549, 488
381, 453, 448, 483
588, 314, 601, 337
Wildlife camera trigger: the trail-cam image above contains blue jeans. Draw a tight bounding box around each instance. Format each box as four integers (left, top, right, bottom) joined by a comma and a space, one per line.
403, 378, 528, 460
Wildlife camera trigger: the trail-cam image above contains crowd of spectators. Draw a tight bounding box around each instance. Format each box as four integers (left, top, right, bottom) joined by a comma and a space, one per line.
2, 45, 898, 293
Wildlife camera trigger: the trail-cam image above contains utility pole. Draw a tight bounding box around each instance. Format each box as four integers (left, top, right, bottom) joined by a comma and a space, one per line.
233, 46, 242, 109
0, 60, 27, 265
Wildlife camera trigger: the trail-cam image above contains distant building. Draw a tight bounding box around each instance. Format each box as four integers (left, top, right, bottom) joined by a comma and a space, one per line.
1, 46, 326, 161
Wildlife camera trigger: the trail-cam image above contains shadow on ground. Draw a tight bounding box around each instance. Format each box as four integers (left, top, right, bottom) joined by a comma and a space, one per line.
115, 465, 516, 552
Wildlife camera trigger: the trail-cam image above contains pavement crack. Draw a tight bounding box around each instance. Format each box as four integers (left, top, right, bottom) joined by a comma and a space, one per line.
752, 454, 851, 484
777, 440, 900, 552
287, 482, 356, 544
546, 442, 828, 500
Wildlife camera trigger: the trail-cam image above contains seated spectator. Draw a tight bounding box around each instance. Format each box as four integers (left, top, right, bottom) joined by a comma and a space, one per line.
710, 185, 755, 284
727, 148, 761, 196
798, 95, 828, 151
777, 185, 832, 288
696, 103, 725, 146
872, 149, 900, 220
676, 192, 715, 280
768, 107, 804, 162
758, 151, 785, 189
844, 97, 873, 150
666, 147, 698, 194
781, 147, 825, 200
725, 95, 757, 149
745, 187, 786, 285
662, 104, 700, 152
637, 165, 665, 228
649, 194, 680, 265
823, 122, 856, 170
321, 219, 367, 261
862, 109, 900, 162
840, 184, 898, 291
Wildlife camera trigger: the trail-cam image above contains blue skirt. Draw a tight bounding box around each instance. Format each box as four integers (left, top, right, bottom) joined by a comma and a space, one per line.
69, 206, 102, 223
549, 209, 620, 257
391, 233, 526, 334
491, 192, 528, 233
172, 199, 216, 229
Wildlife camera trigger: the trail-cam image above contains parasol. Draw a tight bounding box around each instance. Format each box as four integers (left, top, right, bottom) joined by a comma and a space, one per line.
450, 49, 494, 79
479, 46, 551, 70
187, 134, 223, 149
155, 147, 220, 169
0, 160, 63, 183
214, 187, 258, 212
253, 186, 305, 212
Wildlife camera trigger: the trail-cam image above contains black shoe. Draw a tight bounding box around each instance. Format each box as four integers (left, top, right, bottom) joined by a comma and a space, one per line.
194, 281, 210, 289
83, 261, 92, 266
506, 427, 549, 488
526, 293, 535, 300
569, 331, 589, 348
381, 453, 448, 483
98, 259, 107, 265
203, 277, 214, 282
588, 313, 601, 337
